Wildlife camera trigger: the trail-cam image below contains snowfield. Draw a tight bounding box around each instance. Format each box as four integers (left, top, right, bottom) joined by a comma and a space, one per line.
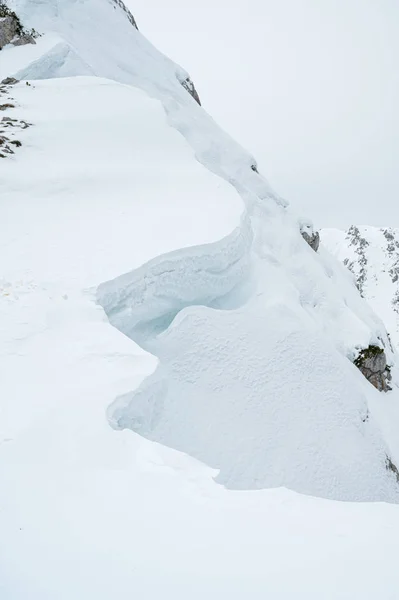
1, 0, 399, 598
0, 77, 244, 286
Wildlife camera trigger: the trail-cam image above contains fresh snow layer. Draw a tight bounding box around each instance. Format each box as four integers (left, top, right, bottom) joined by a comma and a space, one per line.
0, 77, 243, 287
1, 75, 398, 504
2, 0, 284, 210
1, 1, 399, 596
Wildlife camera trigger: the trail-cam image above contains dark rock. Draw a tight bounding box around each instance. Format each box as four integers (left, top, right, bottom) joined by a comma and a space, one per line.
0, 103, 15, 110
1, 77, 19, 85
354, 345, 392, 392
387, 456, 399, 483
0, 4, 38, 50
180, 77, 201, 106
301, 230, 320, 252
112, 0, 138, 29
12, 33, 36, 47
0, 14, 18, 49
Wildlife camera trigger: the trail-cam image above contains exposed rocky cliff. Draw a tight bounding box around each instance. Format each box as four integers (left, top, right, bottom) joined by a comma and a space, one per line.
0, 2, 38, 49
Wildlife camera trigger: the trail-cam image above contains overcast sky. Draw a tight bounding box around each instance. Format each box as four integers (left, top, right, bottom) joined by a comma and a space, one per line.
129, 0, 398, 229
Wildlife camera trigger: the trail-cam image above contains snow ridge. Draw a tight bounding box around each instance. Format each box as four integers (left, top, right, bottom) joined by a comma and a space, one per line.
1, 0, 399, 502
4, 4, 399, 598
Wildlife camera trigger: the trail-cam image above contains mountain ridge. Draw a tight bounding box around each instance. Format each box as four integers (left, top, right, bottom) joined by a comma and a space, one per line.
2, 2, 399, 597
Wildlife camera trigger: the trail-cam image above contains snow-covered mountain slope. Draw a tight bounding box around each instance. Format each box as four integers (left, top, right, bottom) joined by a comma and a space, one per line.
323, 226, 399, 349
2, 2, 399, 597
1, 0, 399, 497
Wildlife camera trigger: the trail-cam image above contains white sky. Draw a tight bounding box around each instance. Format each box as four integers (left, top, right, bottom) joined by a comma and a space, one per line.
129, 0, 398, 228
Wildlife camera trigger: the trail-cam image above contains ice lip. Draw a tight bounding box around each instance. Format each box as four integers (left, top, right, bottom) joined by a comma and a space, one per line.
97, 213, 254, 351
97, 212, 253, 452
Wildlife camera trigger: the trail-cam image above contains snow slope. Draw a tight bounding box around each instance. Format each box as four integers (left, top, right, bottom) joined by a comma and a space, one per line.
1, 1, 399, 597
323, 226, 399, 349
2, 0, 399, 498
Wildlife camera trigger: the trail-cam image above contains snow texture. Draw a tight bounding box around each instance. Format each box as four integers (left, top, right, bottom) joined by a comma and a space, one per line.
1, 1, 399, 597
2, 0, 399, 499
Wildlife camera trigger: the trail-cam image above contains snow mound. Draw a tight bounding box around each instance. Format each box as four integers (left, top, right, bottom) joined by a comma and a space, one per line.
98, 206, 399, 500
15, 41, 95, 80
1, 0, 397, 502
2, 1, 399, 596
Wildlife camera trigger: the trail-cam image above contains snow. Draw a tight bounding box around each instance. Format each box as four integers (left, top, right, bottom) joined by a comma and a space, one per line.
0, 77, 243, 287
1, 0, 399, 597
323, 226, 399, 349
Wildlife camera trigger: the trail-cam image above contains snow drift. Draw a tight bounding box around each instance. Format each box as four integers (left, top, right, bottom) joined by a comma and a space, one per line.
2, 1, 399, 597
1, 0, 398, 502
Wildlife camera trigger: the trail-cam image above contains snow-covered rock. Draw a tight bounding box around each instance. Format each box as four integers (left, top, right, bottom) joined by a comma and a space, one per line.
354, 345, 392, 392
300, 220, 320, 252
0, 15, 18, 48
1, 1, 399, 597
0, 3, 37, 49
323, 226, 399, 349
111, 0, 138, 30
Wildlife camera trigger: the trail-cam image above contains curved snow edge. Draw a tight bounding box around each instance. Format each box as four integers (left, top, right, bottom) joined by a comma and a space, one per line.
97, 213, 254, 350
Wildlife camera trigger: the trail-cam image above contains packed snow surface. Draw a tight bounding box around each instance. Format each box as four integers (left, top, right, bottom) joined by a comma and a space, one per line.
1, 0, 399, 597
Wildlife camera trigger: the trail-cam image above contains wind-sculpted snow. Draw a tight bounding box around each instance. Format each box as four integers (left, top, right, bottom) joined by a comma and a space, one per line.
1, 0, 285, 213
98, 206, 399, 500
2, 2, 399, 597
98, 217, 253, 350
15, 42, 95, 79
0, 0, 397, 503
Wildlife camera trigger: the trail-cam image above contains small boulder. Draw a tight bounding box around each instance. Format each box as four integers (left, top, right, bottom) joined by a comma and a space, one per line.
299, 219, 320, 252
301, 230, 320, 252
1, 77, 19, 85
354, 345, 392, 392
12, 33, 36, 47
180, 77, 201, 106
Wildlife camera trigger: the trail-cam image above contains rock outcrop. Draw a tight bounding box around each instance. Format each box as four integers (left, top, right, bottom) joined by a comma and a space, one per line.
354, 345, 392, 392
0, 77, 31, 158
179, 76, 201, 106
300, 221, 320, 252
112, 0, 138, 29
301, 230, 320, 252
0, 3, 37, 50
0, 15, 18, 48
